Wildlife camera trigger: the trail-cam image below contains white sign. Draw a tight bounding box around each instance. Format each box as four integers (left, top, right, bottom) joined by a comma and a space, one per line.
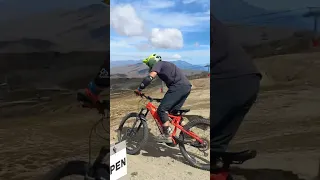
110, 141, 127, 180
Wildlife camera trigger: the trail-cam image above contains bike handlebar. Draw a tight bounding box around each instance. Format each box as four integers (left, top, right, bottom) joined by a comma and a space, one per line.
134, 91, 162, 103
77, 91, 109, 115
79, 100, 109, 115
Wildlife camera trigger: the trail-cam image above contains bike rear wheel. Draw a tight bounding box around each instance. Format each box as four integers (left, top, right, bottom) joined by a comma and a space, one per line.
179, 118, 210, 171
118, 112, 149, 155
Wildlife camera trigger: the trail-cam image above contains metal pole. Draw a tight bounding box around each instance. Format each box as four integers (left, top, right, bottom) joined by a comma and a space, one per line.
315, 16, 318, 32
205, 64, 210, 77
315, 16, 318, 39
303, 7, 320, 46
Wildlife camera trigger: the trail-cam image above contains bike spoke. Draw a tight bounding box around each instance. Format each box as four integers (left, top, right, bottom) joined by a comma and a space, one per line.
119, 115, 146, 153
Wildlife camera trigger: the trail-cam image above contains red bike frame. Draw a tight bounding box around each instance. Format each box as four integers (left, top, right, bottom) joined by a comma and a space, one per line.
144, 100, 204, 145
210, 172, 229, 180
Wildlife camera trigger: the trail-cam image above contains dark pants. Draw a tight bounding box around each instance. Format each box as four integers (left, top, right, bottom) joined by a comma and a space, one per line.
210, 74, 260, 152
157, 85, 191, 124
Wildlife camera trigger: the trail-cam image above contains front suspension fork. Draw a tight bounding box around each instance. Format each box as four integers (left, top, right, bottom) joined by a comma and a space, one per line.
128, 113, 144, 137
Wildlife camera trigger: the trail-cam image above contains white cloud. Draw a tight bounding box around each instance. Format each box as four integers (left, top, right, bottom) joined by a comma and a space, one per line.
140, 11, 209, 31
110, 4, 144, 36
110, 2, 210, 62
172, 54, 182, 59
149, 28, 183, 49
139, 0, 175, 9
182, 0, 210, 10
110, 40, 132, 48
182, 0, 197, 4
136, 43, 153, 51
112, 36, 148, 45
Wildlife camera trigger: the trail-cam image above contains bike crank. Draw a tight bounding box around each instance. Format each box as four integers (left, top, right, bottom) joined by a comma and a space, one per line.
191, 138, 209, 157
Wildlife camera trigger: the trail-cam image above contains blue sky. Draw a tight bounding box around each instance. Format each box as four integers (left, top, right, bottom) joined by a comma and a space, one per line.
110, 0, 210, 65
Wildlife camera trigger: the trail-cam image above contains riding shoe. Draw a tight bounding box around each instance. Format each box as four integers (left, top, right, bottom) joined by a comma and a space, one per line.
155, 126, 172, 143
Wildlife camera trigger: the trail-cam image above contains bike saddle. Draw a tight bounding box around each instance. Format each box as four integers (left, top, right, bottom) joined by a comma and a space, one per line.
170, 109, 190, 115
214, 150, 257, 164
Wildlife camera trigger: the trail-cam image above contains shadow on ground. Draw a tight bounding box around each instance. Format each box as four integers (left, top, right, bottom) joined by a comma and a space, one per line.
120, 126, 210, 168
230, 167, 308, 180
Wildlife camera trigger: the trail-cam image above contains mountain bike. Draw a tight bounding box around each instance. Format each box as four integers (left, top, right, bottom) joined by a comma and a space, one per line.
41, 91, 110, 180
117, 92, 210, 171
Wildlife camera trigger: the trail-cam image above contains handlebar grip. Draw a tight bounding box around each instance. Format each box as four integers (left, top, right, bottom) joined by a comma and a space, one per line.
153, 98, 162, 102
133, 90, 145, 97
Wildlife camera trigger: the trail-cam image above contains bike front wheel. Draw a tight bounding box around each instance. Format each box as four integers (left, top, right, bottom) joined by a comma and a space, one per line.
179, 118, 210, 171
117, 112, 149, 155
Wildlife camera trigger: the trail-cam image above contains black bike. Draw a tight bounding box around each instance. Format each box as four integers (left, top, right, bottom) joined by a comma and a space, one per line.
41, 92, 110, 180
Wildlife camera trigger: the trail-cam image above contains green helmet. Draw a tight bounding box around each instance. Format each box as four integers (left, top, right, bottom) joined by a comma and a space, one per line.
142, 53, 162, 70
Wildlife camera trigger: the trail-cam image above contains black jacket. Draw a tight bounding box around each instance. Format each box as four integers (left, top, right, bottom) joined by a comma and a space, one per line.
211, 15, 261, 79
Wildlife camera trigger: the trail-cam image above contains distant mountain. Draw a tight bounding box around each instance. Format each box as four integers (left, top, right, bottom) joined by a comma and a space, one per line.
110, 60, 208, 78
0, 0, 312, 53
212, 0, 311, 30
170, 60, 207, 71
110, 60, 140, 68
0, 0, 103, 21
111, 60, 208, 71
210, 0, 315, 46
0, 4, 109, 53
212, 0, 267, 22
110, 62, 205, 78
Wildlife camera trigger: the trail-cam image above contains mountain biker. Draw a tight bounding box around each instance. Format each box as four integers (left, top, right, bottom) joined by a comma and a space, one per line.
134, 53, 192, 143
211, 14, 261, 175
77, 60, 109, 108
78, 54, 192, 143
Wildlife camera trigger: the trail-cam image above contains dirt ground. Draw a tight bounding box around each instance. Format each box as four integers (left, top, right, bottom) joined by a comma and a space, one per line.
1, 52, 320, 180
0, 96, 109, 180
110, 78, 211, 180
109, 77, 320, 180
1, 78, 320, 180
